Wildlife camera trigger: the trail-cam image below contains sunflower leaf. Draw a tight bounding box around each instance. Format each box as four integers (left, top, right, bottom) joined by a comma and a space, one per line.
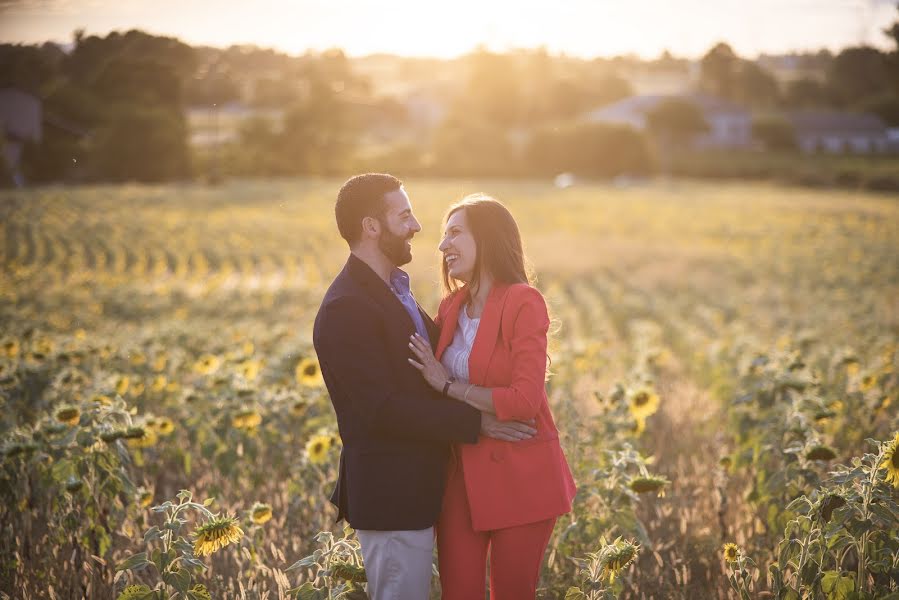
116, 551, 149, 572
285, 554, 318, 571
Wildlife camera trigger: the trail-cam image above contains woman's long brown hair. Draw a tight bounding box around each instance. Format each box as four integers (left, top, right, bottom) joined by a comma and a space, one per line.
440, 193, 533, 298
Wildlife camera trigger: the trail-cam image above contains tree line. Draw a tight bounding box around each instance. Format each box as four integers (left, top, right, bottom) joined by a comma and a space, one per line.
1, 6, 898, 185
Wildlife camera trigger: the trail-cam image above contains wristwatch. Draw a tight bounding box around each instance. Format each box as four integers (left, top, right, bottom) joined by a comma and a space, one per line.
442, 376, 456, 397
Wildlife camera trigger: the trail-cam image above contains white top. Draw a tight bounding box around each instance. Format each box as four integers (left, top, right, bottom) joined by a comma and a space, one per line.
440, 304, 480, 384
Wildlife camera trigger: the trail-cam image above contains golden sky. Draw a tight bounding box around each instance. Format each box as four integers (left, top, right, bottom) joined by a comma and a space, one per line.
0, 0, 896, 58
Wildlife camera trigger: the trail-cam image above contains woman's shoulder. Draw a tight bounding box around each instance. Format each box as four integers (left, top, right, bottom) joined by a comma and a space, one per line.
503, 282, 545, 306
500, 283, 548, 324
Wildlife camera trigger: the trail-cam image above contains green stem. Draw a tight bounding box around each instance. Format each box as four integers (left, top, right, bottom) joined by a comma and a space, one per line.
857, 446, 884, 594
795, 527, 813, 592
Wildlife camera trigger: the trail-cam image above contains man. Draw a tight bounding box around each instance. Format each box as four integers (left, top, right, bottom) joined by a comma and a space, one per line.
313, 173, 537, 599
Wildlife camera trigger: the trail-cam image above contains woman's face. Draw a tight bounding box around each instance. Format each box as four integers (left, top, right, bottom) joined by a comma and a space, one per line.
438, 209, 477, 283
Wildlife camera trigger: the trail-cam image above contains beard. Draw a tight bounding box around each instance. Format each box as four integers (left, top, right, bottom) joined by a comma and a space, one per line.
378, 221, 412, 266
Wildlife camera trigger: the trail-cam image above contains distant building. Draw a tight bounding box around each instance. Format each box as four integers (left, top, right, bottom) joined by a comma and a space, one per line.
186, 102, 285, 146
888, 128, 899, 153
0, 88, 42, 186
786, 111, 890, 154
584, 94, 753, 150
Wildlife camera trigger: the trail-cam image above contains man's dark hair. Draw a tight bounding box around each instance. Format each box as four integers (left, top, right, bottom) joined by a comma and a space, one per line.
335, 173, 403, 245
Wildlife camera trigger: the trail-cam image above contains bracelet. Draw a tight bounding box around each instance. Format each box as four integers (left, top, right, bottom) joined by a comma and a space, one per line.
463, 384, 475, 403
442, 377, 455, 396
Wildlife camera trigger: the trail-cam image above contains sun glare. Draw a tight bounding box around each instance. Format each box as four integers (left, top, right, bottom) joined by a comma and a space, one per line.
0, 0, 895, 58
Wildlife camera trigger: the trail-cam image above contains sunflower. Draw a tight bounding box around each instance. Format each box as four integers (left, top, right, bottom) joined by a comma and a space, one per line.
126, 426, 158, 448
130, 381, 145, 397
880, 432, 899, 488
138, 489, 154, 508
238, 359, 261, 381
116, 584, 154, 600
628, 417, 646, 436
55, 406, 81, 426
115, 375, 130, 396
150, 375, 167, 392
805, 444, 837, 462
189, 584, 211, 600
722, 543, 740, 563
291, 399, 308, 417
232, 409, 262, 430
599, 537, 640, 584
295, 358, 324, 387
34, 338, 54, 355
627, 474, 669, 496
193, 354, 221, 376
2, 339, 19, 358
817, 493, 846, 523
193, 515, 244, 556
26, 351, 46, 365
152, 354, 168, 372
860, 373, 877, 392
627, 386, 660, 420
91, 394, 113, 406
129, 352, 147, 366
306, 434, 332, 464
250, 502, 273, 525
153, 417, 175, 436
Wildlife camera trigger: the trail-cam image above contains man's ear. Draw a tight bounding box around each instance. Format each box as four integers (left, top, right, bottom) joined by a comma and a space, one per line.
361, 215, 380, 238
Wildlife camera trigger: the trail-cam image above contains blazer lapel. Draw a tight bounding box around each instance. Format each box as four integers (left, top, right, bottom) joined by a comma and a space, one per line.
416, 302, 439, 350
345, 254, 417, 335
435, 287, 468, 360
468, 284, 509, 385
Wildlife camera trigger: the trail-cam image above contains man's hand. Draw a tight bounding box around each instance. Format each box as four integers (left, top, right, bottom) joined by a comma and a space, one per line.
480, 413, 537, 442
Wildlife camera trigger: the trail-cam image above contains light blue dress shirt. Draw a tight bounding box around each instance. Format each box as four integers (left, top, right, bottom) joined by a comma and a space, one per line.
388, 267, 431, 344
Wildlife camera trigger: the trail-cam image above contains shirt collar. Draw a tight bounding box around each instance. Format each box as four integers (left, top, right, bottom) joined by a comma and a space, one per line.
388, 267, 412, 295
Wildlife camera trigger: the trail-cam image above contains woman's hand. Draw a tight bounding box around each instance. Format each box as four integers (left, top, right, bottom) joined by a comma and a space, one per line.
408, 333, 449, 392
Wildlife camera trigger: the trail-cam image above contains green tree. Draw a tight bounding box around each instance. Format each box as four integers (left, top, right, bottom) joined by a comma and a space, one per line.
751, 116, 797, 152
524, 122, 651, 177
646, 99, 708, 174
700, 42, 740, 99
430, 116, 518, 177
278, 79, 359, 175
826, 46, 892, 106
457, 48, 524, 128
736, 61, 780, 108
857, 92, 899, 126
783, 77, 833, 108
0, 43, 63, 94
646, 98, 708, 146
185, 66, 241, 106
89, 107, 191, 182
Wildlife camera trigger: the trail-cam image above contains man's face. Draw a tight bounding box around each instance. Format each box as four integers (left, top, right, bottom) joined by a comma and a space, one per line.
377, 187, 421, 267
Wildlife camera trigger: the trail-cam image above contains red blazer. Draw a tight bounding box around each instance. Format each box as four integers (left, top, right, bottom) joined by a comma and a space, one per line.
435, 282, 577, 531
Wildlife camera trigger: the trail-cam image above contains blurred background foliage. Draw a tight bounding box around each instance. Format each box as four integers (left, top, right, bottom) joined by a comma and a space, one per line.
1, 7, 898, 189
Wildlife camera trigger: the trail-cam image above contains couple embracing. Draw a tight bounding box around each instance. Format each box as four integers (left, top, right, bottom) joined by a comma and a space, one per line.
312, 173, 576, 599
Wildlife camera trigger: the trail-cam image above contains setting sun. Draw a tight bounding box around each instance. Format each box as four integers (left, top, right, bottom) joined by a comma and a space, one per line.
1, 0, 896, 58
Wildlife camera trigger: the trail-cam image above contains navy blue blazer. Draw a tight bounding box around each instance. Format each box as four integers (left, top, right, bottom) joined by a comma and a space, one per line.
313, 254, 481, 530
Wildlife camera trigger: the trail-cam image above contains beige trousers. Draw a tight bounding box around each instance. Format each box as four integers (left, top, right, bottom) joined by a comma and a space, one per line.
355, 526, 434, 600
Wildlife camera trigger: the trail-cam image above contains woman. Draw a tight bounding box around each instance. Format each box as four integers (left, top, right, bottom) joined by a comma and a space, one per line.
407, 194, 576, 599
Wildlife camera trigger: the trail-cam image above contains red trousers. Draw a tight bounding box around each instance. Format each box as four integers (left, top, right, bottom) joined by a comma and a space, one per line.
436, 459, 556, 600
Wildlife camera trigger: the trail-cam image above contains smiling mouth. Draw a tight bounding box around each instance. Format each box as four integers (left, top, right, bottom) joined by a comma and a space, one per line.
445, 254, 459, 266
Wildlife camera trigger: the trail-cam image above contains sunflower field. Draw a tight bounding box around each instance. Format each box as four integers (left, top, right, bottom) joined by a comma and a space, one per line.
1, 178, 897, 599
